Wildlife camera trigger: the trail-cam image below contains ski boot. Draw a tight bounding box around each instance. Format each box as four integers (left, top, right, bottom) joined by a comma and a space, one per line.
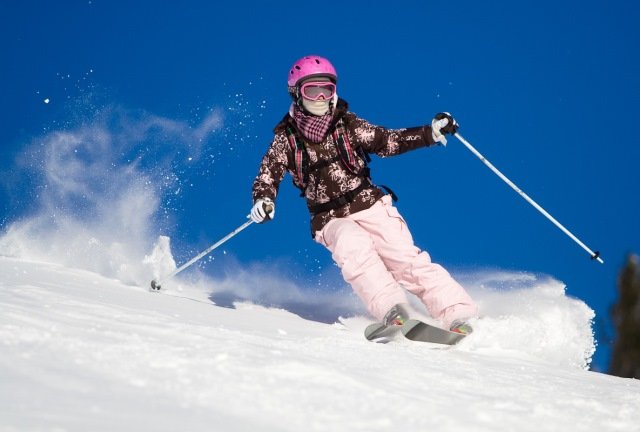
382, 303, 412, 326
449, 319, 474, 335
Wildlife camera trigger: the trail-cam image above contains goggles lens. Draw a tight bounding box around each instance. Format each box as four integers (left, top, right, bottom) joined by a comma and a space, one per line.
300, 82, 336, 101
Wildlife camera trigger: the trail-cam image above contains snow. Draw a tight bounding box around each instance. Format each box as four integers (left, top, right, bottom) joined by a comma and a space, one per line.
1, 256, 639, 432
1, 106, 638, 431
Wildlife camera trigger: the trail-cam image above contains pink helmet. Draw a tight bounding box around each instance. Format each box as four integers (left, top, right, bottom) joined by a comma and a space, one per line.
287, 55, 337, 90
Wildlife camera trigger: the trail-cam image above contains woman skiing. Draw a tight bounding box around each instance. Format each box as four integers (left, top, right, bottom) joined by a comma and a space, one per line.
250, 55, 478, 334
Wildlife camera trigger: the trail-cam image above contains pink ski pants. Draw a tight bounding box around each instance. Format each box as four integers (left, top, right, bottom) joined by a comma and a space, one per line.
315, 195, 478, 327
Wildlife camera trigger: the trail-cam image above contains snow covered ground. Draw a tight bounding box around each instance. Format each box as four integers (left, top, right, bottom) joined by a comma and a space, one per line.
1, 255, 639, 432
1, 112, 638, 431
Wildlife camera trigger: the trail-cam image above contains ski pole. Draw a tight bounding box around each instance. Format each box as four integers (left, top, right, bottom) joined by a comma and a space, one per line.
150, 217, 255, 291
453, 132, 603, 264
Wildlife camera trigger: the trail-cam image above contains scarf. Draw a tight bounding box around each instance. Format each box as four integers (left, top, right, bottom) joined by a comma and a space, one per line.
291, 104, 334, 144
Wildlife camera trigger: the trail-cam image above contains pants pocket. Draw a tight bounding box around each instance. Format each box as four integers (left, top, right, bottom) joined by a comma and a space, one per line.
382, 199, 407, 229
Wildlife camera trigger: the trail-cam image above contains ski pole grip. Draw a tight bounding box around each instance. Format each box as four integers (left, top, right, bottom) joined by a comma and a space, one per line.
263, 202, 275, 220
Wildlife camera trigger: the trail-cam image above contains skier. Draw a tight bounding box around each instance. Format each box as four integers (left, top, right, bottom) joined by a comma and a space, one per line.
250, 55, 478, 334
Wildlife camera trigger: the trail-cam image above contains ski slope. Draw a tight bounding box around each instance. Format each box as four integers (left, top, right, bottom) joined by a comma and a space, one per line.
1, 256, 638, 432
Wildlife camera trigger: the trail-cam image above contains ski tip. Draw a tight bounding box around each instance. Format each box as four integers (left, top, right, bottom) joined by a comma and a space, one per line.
149, 279, 161, 292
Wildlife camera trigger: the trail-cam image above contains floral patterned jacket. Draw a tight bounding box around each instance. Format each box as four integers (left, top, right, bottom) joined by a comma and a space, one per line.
252, 99, 438, 235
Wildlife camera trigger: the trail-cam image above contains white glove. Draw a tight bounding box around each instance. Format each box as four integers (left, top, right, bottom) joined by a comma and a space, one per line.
250, 198, 275, 223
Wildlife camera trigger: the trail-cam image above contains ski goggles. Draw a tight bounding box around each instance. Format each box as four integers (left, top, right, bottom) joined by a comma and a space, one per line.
299, 81, 336, 101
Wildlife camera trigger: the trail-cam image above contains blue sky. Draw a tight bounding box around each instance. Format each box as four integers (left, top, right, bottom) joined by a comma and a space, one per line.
1, 1, 638, 370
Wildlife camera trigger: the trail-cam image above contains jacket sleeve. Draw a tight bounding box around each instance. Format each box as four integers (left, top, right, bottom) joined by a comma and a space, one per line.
252, 134, 290, 203
348, 114, 437, 157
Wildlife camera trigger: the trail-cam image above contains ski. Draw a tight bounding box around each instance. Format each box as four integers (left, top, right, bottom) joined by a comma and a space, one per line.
401, 319, 466, 345
364, 319, 467, 345
364, 322, 403, 343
